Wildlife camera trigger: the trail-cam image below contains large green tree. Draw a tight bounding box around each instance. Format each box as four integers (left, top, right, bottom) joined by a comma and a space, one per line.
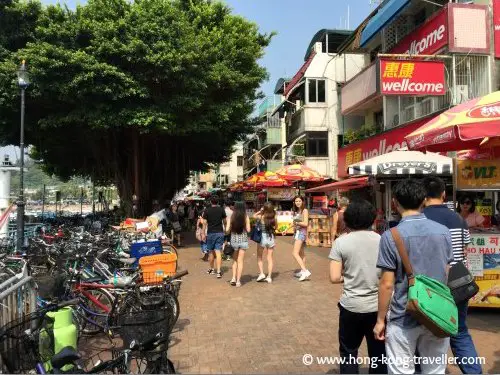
0, 0, 271, 215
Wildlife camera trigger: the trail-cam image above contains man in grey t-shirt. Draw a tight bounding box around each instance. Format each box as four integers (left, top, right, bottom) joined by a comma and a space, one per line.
374, 179, 453, 374
329, 200, 386, 374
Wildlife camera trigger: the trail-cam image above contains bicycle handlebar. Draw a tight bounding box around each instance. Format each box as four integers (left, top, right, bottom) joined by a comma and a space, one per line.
168, 269, 188, 281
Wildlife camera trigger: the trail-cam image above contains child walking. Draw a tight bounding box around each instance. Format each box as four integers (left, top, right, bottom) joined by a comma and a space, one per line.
253, 202, 277, 284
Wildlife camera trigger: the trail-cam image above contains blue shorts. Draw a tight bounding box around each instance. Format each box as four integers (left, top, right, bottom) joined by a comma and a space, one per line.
206, 232, 225, 251
260, 232, 275, 248
231, 241, 249, 250
294, 230, 307, 242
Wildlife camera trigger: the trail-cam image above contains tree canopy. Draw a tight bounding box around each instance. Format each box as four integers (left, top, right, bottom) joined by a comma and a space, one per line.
0, 0, 272, 215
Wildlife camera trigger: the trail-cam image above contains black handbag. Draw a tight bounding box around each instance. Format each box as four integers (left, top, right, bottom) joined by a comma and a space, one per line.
223, 243, 235, 256
447, 225, 479, 304
250, 221, 262, 243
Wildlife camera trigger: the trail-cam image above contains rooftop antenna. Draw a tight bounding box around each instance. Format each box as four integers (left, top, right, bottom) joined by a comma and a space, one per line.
347, 5, 350, 29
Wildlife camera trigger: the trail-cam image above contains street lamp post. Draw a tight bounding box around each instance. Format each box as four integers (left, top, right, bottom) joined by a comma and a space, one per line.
16, 60, 29, 252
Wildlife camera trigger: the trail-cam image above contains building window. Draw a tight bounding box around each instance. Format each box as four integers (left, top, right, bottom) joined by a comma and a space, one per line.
306, 132, 328, 157
307, 79, 326, 103
237, 156, 243, 167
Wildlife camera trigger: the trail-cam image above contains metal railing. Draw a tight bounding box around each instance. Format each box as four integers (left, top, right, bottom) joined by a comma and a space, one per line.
0, 271, 37, 371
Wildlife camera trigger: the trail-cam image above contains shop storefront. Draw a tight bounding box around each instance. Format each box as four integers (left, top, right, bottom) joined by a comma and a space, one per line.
456, 158, 500, 308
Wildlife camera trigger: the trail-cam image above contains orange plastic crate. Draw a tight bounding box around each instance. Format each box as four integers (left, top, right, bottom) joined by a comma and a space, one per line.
139, 253, 177, 284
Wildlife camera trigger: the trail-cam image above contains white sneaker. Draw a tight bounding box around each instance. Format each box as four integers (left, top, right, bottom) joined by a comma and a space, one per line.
299, 270, 311, 281
256, 273, 266, 282
294, 270, 303, 278
265, 276, 272, 283
236, 281, 241, 287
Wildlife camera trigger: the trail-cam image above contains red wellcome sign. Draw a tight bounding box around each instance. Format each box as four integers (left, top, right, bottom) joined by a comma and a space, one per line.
380, 59, 446, 96
390, 8, 448, 56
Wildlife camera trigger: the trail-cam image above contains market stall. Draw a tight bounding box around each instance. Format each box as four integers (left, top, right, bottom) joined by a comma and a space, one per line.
267, 188, 297, 235
455, 157, 500, 308
347, 150, 453, 229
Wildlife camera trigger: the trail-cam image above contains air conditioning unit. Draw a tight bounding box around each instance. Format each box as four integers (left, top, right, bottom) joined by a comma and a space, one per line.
455, 85, 469, 104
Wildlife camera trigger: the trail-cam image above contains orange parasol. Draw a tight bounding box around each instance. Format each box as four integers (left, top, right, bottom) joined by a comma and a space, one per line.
228, 181, 246, 192
405, 91, 500, 152
275, 164, 324, 182
243, 171, 290, 189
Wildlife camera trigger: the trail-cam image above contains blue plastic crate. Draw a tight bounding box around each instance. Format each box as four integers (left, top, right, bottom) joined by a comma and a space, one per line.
130, 240, 162, 265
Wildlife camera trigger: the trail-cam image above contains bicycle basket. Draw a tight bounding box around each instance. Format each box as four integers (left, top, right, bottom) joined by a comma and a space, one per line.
114, 309, 172, 349
0, 312, 53, 373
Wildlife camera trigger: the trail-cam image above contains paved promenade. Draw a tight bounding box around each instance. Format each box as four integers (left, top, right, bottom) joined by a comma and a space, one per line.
169, 234, 500, 374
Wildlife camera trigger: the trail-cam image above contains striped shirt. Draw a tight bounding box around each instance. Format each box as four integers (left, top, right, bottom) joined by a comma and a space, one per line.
424, 204, 470, 264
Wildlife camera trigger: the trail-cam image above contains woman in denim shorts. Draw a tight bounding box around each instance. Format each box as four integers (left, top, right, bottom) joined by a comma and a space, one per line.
292, 196, 311, 281
253, 202, 277, 284
227, 202, 250, 287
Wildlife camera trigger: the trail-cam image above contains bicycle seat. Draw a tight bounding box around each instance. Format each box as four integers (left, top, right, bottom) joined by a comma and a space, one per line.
51, 346, 81, 369
83, 275, 106, 283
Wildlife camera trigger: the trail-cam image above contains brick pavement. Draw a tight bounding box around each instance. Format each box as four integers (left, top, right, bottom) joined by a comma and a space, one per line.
169, 234, 500, 374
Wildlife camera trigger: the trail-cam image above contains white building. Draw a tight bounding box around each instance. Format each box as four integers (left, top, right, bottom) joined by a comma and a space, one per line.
271, 29, 367, 179
218, 143, 244, 186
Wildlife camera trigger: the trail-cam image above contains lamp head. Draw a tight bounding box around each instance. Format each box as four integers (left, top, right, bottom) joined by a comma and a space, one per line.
17, 60, 30, 89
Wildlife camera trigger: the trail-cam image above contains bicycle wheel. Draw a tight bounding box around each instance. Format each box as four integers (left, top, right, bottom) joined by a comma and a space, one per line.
143, 350, 175, 374
164, 292, 179, 328
76, 288, 115, 335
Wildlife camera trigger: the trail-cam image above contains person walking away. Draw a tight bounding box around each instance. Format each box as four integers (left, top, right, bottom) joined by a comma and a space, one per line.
291, 196, 311, 281
170, 204, 183, 247
374, 179, 454, 374
253, 202, 277, 283
423, 177, 482, 374
457, 194, 485, 229
331, 197, 350, 240
227, 202, 250, 287
223, 200, 235, 261
196, 214, 208, 261
188, 203, 196, 231
202, 197, 227, 278
177, 202, 186, 230
329, 199, 387, 374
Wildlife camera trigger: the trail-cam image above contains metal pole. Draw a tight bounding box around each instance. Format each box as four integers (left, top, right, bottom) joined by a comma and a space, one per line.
16, 88, 25, 252
41, 184, 45, 221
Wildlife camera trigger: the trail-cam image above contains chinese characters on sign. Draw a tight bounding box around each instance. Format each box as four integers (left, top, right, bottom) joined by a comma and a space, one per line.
382, 62, 415, 79
380, 59, 445, 96
345, 148, 363, 167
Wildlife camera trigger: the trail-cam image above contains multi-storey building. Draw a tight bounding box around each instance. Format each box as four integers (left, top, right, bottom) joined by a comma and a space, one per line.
271, 29, 367, 178
338, 0, 493, 178
243, 96, 286, 176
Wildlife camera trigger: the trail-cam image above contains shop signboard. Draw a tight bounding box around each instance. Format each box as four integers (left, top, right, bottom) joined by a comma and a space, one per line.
267, 188, 296, 201
495, 0, 500, 58
380, 59, 445, 96
456, 159, 500, 190
243, 192, 256, 201
390, 8, 448, 56
467, 233, 500, 308
338, 119, 427, 178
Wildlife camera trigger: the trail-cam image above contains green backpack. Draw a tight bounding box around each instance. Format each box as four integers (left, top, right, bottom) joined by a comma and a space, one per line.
391, 228, 458, 338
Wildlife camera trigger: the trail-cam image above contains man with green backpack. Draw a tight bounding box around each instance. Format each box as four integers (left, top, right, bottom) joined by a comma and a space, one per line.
374, 179, 455, 374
